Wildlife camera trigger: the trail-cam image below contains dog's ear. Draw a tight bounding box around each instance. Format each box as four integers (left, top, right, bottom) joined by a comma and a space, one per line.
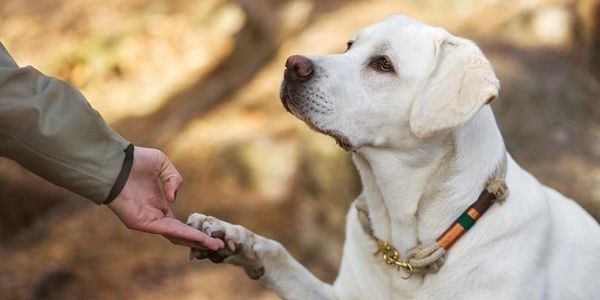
409, 31, 500, 138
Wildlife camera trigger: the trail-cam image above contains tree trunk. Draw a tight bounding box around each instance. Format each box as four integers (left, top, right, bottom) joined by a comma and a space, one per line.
577, 0, 600, 74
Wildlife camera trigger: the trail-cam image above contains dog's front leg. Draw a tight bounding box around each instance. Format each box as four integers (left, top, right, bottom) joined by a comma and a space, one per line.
187, 213, 337, 300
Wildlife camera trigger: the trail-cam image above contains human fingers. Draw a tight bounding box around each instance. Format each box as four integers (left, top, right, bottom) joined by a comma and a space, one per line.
147, 217, 224, 250
166, 236, 211, 250
161, 208, 207, 248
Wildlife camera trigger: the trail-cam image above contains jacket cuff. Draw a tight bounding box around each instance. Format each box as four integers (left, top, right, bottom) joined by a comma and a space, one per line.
103, 144, 134, 204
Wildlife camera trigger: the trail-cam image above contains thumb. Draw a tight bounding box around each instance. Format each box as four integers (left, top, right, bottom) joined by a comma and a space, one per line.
158, 154, 183, 203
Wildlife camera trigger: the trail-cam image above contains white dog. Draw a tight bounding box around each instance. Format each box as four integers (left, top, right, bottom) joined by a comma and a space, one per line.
188, 15, 600, 299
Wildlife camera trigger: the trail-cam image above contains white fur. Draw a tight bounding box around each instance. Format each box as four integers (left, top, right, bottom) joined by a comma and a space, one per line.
188, 15, 600, 300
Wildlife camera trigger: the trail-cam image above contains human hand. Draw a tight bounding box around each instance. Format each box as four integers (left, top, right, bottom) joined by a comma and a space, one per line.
107, 146, 224, 250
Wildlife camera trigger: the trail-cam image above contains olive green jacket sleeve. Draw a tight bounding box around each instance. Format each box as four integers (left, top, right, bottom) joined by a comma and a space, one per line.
0, 42, 133, 204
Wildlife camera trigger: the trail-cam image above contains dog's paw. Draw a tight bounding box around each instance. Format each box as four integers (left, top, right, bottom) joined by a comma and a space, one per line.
187, 213, 279, 280
186, 213, 243, 263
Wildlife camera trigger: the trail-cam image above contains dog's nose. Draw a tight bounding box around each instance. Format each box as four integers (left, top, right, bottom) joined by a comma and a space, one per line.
284, 55, 313, 82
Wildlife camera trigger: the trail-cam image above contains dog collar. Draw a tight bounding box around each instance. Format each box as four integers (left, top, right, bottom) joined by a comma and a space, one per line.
356, 156, 509, 279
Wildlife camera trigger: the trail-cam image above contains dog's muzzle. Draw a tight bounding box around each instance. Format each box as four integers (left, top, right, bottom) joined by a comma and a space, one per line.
279, 55, 314, 113
279, 55, 354, 151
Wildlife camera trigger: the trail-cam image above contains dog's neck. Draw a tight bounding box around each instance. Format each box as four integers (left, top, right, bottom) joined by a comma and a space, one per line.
353, 106, 506, 254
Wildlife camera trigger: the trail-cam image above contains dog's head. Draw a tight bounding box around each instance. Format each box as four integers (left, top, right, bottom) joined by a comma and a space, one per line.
279, 15, 499, 151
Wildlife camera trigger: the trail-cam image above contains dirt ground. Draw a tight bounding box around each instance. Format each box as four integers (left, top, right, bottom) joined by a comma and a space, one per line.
1, 0, 599, 299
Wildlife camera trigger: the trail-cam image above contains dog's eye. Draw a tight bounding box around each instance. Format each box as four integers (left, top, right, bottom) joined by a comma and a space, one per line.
346, 41, 354, 52
370, 56, 395, 73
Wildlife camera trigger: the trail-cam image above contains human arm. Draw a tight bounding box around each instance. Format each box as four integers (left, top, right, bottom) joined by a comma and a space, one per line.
0, 42, 222, 250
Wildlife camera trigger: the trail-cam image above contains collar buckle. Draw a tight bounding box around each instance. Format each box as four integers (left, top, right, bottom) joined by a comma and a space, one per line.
374, 240, 414, 279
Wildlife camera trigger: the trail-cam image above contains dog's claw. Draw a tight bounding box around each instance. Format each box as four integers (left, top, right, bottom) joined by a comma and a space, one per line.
227, 240, 236, 252
245, 266, 265, 280
208, 255, 224, 263
211, 230, 226, 240
208, 248, 230, 263
191, 249, 212, 260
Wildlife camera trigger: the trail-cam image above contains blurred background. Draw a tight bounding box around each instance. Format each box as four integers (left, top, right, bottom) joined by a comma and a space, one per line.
1, 0, 599, 299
